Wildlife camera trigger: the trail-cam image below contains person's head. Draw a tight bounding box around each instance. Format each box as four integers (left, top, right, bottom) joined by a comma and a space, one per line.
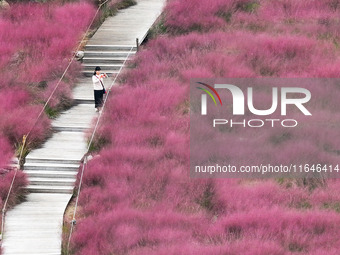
94, 66, 101, 75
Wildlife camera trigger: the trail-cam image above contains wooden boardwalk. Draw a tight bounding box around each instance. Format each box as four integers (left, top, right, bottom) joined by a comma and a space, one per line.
2, 0, 166, 254
89, 0, 166, 46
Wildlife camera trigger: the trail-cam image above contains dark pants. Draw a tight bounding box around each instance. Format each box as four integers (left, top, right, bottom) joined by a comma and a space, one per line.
94, 90, 104, 108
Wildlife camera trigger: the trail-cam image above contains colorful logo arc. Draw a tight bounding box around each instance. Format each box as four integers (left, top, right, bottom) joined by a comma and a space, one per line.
196, 82, 223, 106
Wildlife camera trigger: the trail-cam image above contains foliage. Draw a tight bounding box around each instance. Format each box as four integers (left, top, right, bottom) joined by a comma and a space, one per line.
67, 0, 340, 254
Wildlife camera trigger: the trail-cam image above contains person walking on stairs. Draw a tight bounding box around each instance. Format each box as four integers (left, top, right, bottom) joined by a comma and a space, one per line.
92, 66, 107, 112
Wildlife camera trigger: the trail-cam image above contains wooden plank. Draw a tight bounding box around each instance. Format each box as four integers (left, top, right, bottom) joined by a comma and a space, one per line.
88, 0, 166, 46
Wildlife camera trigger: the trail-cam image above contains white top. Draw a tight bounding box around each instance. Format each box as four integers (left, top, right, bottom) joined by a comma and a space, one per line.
92, 75, 104, 90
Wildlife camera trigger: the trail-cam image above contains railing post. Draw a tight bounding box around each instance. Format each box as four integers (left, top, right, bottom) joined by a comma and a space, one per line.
136, 38, 139, 52
1, 209, 4, 243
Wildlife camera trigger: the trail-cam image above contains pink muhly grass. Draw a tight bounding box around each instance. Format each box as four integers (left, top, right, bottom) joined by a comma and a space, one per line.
70, 0, 340, 253
216, 208, 340, 251
71, 207, 208, 255
0, 2, 95, 146
0, 137, 12, 168
0, 169, 28, 208
164, 0, 228, 33
0, 105, 51, 145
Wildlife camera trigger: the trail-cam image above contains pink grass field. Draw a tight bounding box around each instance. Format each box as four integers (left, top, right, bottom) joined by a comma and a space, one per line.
0, 1, 96, 240
63, 0, 340, 254
68, 0, 340, 254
